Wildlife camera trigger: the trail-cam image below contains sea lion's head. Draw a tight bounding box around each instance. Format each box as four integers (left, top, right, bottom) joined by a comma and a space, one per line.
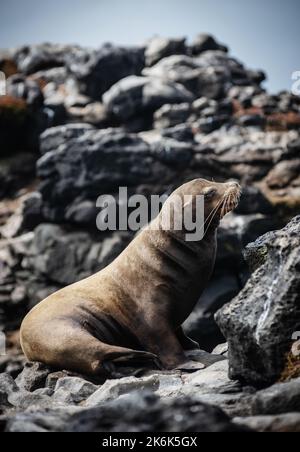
191, 178, 241, 222
160, 178, 241, 240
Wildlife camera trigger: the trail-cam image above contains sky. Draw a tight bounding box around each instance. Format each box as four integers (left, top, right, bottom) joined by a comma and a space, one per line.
0, 0, 299, 93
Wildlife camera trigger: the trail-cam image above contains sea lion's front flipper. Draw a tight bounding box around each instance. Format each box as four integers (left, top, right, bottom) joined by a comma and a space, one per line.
102, 350, 162, 378
174, 360, 205, 372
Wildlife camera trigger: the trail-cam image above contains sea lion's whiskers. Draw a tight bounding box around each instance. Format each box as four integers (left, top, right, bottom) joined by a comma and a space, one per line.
204, 197, 224, 226
204, 195, 227, 237
203, 196, 225, 228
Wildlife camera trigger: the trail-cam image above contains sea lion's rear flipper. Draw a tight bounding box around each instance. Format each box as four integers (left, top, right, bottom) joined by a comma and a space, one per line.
102, 349, 162, 378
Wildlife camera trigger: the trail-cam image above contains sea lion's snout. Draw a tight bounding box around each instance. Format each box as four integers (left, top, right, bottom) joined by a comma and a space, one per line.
221, 180, 242, 216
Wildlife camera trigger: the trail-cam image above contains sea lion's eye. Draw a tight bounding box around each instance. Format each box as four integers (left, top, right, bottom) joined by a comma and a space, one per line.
203, 188, 217, 199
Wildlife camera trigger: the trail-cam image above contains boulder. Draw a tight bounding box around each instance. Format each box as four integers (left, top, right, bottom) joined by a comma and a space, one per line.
143, 55, 230, 99
23, 224, 132, 287
67, 44, 145, 99
37, 127, 176, 223
190, 34, 228, 55
39, 123, 95, 156
216, 216, 300, 386
103, 75, 194, 121
145, 36, 187, 66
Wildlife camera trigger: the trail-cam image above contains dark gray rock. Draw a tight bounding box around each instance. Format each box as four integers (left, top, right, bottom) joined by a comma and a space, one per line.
37, 127, 175, 223
13, 43, 78, 75
190, 34, 228, 55
234, 413, 300, 432
216, 216, 300, 386
150, 138, 193, 168
0, 373, 18, 407
5, 391, 250, 432
250, 378, 300, 415
39, 123, 95, 155
52, 377, 98, 405
143, 55, 229, 99
67, 44, 145, 99
145, 36, 187, 67
161, 124, 195, 143
154, 103, 193, 129
15, 362, 52, 392
103, 75, 194, 121
24, 224, 132, 287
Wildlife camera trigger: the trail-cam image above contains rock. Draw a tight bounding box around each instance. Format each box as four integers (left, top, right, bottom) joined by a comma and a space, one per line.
85, 375, 164, 407
8, 389, 55, 410
67, 44, 145, 99
0, 354, 26, 378
216, 216, 300, 386
39, 123, 95, 155
13, 44, 77, 75
37, 127, 175, 223
143, 55, 229, 99
52, 377, 98, 405
212, 343, 228, 356
15, 362, 52, 392
1, 192, 43, 238
67, 102, 109, 127
103, 75, 194, 121
6, 392, 250, 432
161, 124, 195, 142
5, 405, 81, 432
30, 67, 68, 86
195, 127, 298, 183
250, 378, 300, 415
145, 36, 187, 67
190, 34, 228, 55
23, 224, 131, 287
234, 413, 300, 432
154, 103, 192, 129
183, 360, 237, 394
150, 138, 193, 168
0, 373, 18, 406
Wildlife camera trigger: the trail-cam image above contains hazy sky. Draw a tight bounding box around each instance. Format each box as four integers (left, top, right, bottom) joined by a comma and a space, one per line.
0, 0, 299, 93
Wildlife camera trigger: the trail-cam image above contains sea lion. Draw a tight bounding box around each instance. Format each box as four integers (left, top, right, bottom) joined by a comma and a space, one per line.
20, 179, 241, 375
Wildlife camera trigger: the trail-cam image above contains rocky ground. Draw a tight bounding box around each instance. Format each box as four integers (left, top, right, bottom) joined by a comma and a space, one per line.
0, 34, 300, 432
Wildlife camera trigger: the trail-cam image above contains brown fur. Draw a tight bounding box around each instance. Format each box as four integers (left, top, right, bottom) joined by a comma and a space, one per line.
20, 179, 241, 375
